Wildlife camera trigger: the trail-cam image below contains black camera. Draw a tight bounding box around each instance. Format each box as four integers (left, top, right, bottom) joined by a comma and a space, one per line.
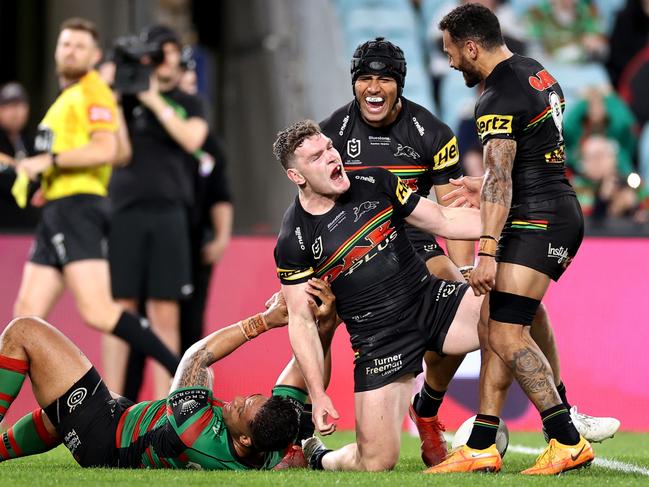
112, 35, 164, 94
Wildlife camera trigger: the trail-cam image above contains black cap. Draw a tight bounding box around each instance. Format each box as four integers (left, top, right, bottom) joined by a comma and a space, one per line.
0, 82, 28, 106
351, 37, 407, 97
140, 24, 180, 47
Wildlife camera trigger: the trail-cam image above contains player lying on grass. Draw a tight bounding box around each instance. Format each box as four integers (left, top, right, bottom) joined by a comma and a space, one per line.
0, 278, 337, 470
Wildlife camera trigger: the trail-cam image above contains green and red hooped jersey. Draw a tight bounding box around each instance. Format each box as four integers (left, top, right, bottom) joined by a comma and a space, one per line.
115, 384, 307, 470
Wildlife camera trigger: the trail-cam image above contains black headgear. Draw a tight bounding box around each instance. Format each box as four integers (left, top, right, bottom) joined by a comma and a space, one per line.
351, 37, 407, 98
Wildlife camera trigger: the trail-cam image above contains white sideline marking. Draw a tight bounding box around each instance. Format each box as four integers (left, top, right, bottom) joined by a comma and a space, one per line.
443, 433, 649, 476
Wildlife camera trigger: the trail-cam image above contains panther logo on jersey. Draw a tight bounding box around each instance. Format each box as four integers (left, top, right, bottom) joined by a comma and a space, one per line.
394, 144, 420, 160
354, 201, 379, 222
347, 138, 361, 158
312, 236, 323, 259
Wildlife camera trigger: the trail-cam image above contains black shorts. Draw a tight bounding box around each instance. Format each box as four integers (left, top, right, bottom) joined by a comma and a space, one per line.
109, 204, 192, 300
497, 195, 584, 281
43, 367, 133, 468
29, 194, 110, 269
352, 278, 469, 392
405, 225, 446, 261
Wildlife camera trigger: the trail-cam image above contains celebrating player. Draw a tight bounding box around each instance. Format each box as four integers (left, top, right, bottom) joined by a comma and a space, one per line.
0, 279, 337, 470
426, 3, 607, 475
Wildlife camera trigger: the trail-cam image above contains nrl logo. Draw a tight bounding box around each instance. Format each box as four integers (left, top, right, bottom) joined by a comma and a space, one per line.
347, 138, 361, 158
312, 236, 323, 259
354, 201, 379, 222
394, 144, 420, 160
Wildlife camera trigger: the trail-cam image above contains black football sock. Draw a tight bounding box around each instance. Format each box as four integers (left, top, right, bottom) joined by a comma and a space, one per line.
556, 382, 572, 410
112, 311, 179, 374
466, 414, 500, 450
122, 350, 146, 402
541, 404, 580, 445
414, 382, 446, 417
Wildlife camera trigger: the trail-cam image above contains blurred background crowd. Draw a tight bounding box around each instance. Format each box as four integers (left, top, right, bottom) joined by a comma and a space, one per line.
2, 0, 648, 238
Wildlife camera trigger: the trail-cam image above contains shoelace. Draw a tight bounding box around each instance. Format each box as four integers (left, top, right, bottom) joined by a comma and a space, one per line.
533, 441, 557, 466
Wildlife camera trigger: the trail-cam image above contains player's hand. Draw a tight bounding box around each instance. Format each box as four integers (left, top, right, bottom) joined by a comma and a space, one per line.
30, 188, 47, 207
306, 278, 338, 333
17, 154, 53, 180
262, 290, 288, 329
441, 176, 484, 209
312, 393, 339, 436
201, 238, 227, 264
469, 256, 497, 296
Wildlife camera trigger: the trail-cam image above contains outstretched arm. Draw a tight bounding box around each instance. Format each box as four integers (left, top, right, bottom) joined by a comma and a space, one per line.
170, 293, 288, 390
405, 196, 482, 241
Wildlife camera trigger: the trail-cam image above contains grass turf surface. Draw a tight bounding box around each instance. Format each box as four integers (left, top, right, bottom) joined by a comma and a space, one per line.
2, 431, 648, 486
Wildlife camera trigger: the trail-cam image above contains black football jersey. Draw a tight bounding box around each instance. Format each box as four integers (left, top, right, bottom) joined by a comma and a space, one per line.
274, 168, 430, 333
320, 98, 463, 199
475, 54, 574, 204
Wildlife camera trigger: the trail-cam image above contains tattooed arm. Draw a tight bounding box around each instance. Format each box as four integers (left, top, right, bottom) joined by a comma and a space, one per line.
170, 292, 289, 391
469, 138, 516, 296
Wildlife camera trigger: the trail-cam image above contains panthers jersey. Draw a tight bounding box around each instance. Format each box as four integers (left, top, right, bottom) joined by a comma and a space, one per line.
320, 98, 462, 198
38, 70, 117, 200
475, 54, 574, 204
275, 168, 431, 335
115, 385, 306, 470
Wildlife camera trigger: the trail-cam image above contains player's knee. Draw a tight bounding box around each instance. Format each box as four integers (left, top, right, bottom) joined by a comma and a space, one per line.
3, 316, 49, 342
358, 446, 399, 471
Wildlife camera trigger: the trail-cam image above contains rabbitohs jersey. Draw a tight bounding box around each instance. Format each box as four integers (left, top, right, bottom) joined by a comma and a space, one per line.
274, 168, 432, 336
320, 97, 463, 199
115, 385, 306, 470
475, 54, 575, 205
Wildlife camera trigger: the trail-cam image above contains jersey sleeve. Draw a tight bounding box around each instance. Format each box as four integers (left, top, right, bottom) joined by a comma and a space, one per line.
183, 93, 207, 120
82, 74, 118, 133
428, 123, 463, 185
274, 207, 316, 285
375, 168, 421, 218
475, 90, 523, 145
272, 385, 308, 416
166, 387, 215, 448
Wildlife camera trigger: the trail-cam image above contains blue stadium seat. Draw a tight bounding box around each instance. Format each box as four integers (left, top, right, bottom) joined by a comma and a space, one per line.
438, 73, 477, 134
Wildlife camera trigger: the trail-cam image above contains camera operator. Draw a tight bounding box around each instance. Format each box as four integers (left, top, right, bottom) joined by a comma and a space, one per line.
106, 25, 208, 398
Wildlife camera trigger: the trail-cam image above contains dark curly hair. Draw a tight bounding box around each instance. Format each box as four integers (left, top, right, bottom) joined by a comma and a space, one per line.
249, 396, 299, 452
439, 3, 504, 50
272, 119, 321, 169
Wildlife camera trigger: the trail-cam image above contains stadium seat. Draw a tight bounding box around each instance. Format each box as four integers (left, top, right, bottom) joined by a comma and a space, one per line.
438, 73, 477, 134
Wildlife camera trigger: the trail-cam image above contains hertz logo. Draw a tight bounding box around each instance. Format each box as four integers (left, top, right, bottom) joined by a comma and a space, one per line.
277, 267, 314, 281
395, 177, 412, 205
433, 136, 459, 170
476, 114, 513, 141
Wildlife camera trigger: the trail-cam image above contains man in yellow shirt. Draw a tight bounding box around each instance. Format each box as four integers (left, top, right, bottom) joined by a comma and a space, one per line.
14, 17, 179, 382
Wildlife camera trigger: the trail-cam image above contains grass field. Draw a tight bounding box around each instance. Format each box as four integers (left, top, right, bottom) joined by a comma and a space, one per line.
2, 431, 648, 486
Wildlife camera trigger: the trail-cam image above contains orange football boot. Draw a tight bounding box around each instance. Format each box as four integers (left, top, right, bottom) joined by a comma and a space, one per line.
521, 436, 593, 475
423, 444, 502, 474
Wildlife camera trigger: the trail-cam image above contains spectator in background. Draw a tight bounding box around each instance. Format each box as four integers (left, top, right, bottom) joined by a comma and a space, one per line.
526, 0, 608, 64
573, 135, 637, 218
606, 0, 649, 90
0, 82, 40, 229
106, 25, 208, 399
564, 86, 637, 177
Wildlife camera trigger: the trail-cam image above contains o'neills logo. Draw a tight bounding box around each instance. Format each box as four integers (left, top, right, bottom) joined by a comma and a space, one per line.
366, 353, 403, 376
547, 243, 570, 264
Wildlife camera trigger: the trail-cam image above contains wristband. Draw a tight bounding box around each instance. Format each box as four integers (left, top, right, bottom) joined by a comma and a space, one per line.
478, 236, 498, 257
458, 265, 474, 280
238, 313, 268, 341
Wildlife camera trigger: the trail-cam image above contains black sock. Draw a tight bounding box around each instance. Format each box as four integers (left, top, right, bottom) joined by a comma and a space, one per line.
414, 382, 446, 417
541, 404, 580, 445
122, 350, 146, 402
556, 382, 572, 410
466, 414, 500, 450
296, 404, 315, 443
112, 311, 180, 374
310, 447, 332, 470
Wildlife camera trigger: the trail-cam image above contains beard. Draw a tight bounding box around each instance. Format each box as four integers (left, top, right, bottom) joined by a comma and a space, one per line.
457, 56, 483, 88
57, 64, 88, 81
